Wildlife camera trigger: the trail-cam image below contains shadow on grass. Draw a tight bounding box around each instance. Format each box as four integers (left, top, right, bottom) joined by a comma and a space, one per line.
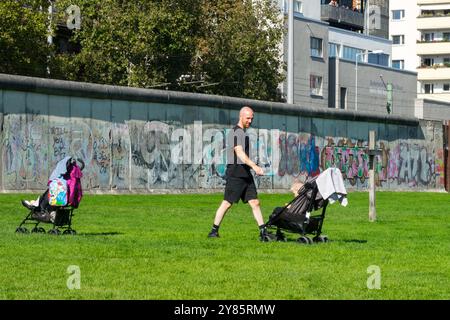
78, 232, 123, 236
272, 237, 367, 244
336, 239, 368, 244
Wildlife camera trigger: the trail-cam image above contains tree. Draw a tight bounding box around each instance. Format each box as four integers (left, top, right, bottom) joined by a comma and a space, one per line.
1, 0, 286, 102
195, 0, 285, 101
0, 0, 52, 77
52, 0, 202, 89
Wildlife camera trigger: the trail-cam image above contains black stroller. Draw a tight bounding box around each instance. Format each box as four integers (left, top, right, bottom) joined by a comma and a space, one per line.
16, 156, 84, 235
266, 168, 348, 244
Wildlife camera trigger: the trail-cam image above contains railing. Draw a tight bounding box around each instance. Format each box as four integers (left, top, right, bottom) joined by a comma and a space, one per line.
320, 5, 364, 29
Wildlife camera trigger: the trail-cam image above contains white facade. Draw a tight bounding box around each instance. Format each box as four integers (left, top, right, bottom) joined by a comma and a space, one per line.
281, 0, 321, 20
389, 0, 420, 72
390, 0, 450, 103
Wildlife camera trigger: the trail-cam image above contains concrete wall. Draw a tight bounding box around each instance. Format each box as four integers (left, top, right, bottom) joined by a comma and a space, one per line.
416, 98, 450, 121
0, 74, 445, 193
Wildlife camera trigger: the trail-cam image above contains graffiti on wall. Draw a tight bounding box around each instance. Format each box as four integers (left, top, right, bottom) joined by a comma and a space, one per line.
0, 115, 445, 191
276, 133, 443, 189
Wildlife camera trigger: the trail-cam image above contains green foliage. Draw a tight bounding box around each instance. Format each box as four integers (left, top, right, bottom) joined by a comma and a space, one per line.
197, 0, 285, 101
0, 0, 52, 77
52, 0, 201, 88
1, 192, 450, 299
1, 0, 285, 101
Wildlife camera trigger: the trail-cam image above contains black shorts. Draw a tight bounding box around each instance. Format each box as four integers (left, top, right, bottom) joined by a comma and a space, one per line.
224, 176, 258, 204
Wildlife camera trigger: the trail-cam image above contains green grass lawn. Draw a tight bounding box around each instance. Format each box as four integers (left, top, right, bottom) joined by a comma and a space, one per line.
0, 191, 449, 300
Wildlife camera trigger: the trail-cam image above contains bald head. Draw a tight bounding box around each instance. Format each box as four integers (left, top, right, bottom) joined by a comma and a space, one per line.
238, 106, 254, 129
240, 106, 253, 117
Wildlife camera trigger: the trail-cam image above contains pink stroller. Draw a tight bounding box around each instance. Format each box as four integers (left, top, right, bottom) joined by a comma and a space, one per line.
16, 156, 84, 235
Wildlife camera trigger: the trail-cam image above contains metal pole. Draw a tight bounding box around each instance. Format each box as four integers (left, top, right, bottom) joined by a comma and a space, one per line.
287, 0, 294, 104
355, 56, 358, 111
365, 0, 370, 35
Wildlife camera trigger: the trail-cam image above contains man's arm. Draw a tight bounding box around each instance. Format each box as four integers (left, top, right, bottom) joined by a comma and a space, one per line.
234, 145, 264, 176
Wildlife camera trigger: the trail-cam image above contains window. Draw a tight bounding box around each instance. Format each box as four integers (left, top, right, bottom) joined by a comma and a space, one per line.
340, 87, 347, 110
392, 9, 405, 20
329, 43, 340, 58
310, 75, 323, 96
294, 0, 302, 13
423, 58, 434, 67
443, 33, 450, 41
424, 84, 434, 94
368, 52, 389, 67
310, 37, 323, 57
342, 46, 363, 62
422, 33, 434, 42
285, 0, 303, 14
392, 35, 405, 45
444, 84, 450, 91
392, 60, 405, 69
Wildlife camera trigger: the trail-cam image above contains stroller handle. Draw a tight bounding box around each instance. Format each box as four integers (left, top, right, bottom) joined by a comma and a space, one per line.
76, 158, 85, 171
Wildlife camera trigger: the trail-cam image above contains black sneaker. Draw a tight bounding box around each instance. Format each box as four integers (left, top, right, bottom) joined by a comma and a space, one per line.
208, 229, 220, 238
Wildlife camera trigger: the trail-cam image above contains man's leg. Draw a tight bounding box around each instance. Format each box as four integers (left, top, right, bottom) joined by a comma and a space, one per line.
208, 200, 232, 238
248, 199, 264, 226
213, 200, 232, 226
248, 199, 274, 242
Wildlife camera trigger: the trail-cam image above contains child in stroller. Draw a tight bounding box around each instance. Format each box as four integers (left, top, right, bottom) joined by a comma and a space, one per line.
17, 156, 84, 235
265, 168, 348, 244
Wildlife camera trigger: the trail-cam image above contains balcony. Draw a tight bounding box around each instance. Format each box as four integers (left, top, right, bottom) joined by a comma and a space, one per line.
417, 41, 450, 55
417, 66, 450, 81
418, 0, 450, 4
320, 5, 364, 30
417, 15, 450, 30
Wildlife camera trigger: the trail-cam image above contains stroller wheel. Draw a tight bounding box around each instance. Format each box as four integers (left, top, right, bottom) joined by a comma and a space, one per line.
48, 229, 60, 236
275, 230, 287, 242
63, 229, 77, 235
31, 227, 46, 234
15, 227, 29, 234
313, 235, 329, 243
297, 236, 310, 244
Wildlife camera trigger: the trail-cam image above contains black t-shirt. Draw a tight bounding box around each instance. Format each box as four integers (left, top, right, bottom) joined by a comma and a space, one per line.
225, 125, 252, 178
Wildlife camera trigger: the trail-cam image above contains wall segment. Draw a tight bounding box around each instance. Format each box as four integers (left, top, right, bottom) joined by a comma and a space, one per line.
0, 74, 444, 193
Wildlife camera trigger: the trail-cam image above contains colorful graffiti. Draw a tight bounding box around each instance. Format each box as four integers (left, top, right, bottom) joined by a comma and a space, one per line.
0, 114, 445, 191
274, 133, 444, 189
278, 133, 320, 178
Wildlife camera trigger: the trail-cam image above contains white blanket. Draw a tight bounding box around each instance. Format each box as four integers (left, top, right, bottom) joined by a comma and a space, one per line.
316, 167, 348, 206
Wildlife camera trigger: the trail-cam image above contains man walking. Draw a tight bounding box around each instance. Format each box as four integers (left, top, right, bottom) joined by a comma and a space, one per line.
208, 106, 273, 241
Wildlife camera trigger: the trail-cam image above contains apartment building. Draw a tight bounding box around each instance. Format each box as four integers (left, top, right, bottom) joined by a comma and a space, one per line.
389, 0, 419, 72
280, 0, 417, 116
416, 0, 450, 101
390, 0, 450, 102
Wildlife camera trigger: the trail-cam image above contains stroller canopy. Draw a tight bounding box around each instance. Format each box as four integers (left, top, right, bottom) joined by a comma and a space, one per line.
49, 156, 72, 181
